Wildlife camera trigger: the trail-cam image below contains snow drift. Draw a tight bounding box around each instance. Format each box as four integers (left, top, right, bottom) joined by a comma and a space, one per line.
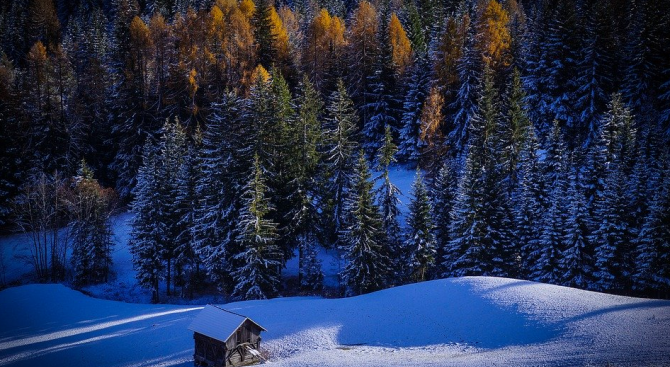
1, 276, 669, 367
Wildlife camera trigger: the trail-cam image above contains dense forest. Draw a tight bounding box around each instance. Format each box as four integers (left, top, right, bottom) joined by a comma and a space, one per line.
1, 0, 669, 302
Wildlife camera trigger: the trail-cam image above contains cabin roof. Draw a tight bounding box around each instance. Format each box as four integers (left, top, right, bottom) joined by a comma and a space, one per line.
188, 305, 266, 343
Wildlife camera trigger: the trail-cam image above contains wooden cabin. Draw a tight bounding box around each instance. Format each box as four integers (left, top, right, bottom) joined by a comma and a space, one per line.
188, 305, 267, 367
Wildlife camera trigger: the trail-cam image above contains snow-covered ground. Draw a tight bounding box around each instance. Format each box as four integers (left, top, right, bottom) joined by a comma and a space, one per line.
1, 277, 669, 367
2, 166, 669, 366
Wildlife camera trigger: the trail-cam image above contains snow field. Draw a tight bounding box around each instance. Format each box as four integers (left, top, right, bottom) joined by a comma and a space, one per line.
1, 277, 669, 367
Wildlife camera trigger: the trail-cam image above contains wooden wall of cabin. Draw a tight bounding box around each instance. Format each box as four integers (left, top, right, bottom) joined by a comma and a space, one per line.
194, 333, 226, 367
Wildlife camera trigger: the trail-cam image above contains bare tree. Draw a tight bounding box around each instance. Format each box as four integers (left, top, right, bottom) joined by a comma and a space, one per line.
13, 171, 70, 282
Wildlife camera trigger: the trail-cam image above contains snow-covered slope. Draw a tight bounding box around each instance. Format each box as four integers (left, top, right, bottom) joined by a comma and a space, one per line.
1, 277, 669, 367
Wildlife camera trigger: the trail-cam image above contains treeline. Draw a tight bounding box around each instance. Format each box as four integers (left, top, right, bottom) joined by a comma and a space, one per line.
1, 0, 669, 299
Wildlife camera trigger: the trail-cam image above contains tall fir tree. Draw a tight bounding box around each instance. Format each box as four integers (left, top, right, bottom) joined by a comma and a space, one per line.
561, 164, 593, 289
398, 55, 430, 162
231, 154, 282, 300
293, 75, 324, 291
253, 0, 277, 70
375, 125, 403, 283
321, 79, 360, 248
431, 160, 457, 277
69, 160, 115, 287
634, 164, 670, 295
130, 140, 164, 303
407, 170, 436, 282
340, 151, 392, 296
532, 121, 568, 284
196, 91, 245, 291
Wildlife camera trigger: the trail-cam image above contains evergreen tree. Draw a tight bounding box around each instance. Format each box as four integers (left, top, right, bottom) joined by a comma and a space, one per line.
299, 237, 324, 293
375, 125, 403, 283
561, 165, 593, 289
232, 154, 282, 300
449, 16, 481, 155
591, 162, 628, 292
69, 160, 115, 287
635, 165, 670, 295
130, 140, 164, 303
361, 10, 406, 158
574, 1, 614, 147
293, 75, 324, 291
321, 80, 360, 248
432, 160, 457, 277
174, 131, 202, 298
253, 0, 277, 70
398, 55, 430, 162
196, 92, 245, 290
407, 170, 436, 282
586, 94, 637, 292
157, 118, 188, 296
532, 122, 568, 284
340, 151, 392, 296
514, 109, 544, 279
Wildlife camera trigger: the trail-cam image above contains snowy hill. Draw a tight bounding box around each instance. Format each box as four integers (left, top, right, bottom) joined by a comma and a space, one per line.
1, 277, 669, 367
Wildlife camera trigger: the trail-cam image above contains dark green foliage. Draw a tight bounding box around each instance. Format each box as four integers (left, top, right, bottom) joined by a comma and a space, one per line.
407, 170, 436, 282
340, 151, 392, 296
232, 154, 282, 300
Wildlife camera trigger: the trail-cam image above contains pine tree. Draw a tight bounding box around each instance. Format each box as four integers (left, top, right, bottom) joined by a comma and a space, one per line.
447, 65, 515, 277
174, 131, 202, 299
514, 103, 544, 278
587, 94, 637, 292
432, 160, 457, 277
130, 140, 164, 303
398, 55, 430, 162
532, 122, 568, 284
449, 16, 481, 154
321, 80, 360, 248
69, 160, 116, 287
293, 75, 324, 291
591, 162, 628, 292
407, 170, 436, 282
574, 1, 614, 147
299, 236, 324, 293
561, 165, 593, 289
232, 154, 282, 300
362, 7, 399, 159
253, 0, 276, 69
157, 118, 188, 296
635, 165, 670, 295
375, 125, 403, 283
347, 1, 380, 126
196, 92, 245, 290
340, 151, 392, 296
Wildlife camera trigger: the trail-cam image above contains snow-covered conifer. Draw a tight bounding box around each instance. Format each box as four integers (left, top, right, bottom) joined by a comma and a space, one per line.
340, 151, 392, 296
231, 154, 282, 300
407, 170, 436, 282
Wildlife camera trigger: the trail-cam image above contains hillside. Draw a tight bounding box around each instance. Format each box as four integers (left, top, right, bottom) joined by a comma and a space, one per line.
1, 277, 669, 367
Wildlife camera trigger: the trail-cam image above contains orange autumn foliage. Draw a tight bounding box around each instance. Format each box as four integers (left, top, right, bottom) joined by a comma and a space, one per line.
388, 13, 412, 76
477, 0, 511, 70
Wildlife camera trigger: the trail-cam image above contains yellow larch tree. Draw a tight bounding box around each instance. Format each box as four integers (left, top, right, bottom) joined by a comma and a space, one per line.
128, 16, 153, 102
239, 0, 255, 20
348, 1, 379, 100
388, 13, 412, 76
419, 85, 446, 162
268, 5, 291, 77
477, 0, 511, 70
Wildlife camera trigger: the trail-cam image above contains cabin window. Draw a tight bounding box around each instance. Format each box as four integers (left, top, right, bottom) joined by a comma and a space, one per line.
236, 328, 242, 343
